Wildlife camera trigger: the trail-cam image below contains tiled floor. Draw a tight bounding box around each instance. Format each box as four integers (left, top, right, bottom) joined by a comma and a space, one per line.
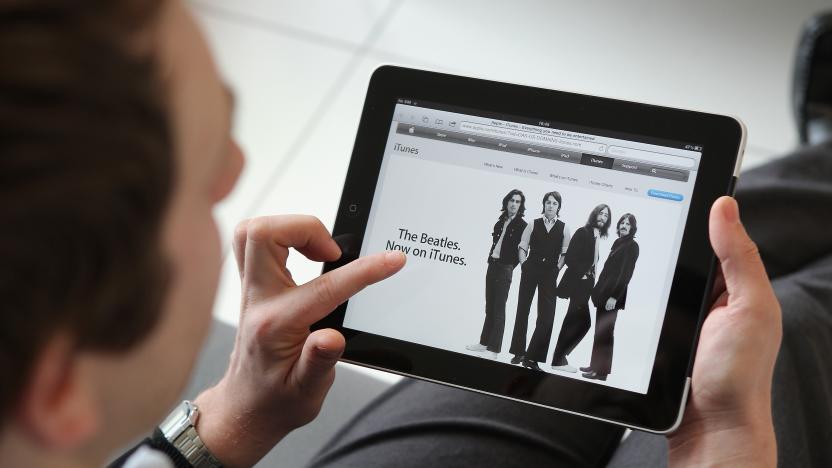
190, 0, 829, 353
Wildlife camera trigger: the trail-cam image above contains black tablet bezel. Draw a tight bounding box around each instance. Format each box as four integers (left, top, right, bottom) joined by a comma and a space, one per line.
314, 65, 743, 432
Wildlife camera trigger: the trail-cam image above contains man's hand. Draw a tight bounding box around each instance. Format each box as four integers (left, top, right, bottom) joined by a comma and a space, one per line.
668, 197, 781, 467
518, 246, 528, 264
194, 215, 405, 468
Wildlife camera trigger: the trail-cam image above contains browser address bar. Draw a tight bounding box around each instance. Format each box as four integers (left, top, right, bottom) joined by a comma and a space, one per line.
459, 121, 606, 153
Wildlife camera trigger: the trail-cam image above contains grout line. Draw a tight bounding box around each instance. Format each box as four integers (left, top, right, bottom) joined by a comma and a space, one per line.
190, 0, 439, 86
189, 0, 362, 54
360, 47, 450, 74
200, 0, 788, 251
220, 0, 405, 258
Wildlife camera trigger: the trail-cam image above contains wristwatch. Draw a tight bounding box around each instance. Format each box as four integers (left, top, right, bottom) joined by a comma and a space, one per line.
159, 400, 223, 468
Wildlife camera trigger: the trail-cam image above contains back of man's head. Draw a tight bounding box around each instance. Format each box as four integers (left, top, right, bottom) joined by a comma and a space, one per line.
0, 0, 172, 427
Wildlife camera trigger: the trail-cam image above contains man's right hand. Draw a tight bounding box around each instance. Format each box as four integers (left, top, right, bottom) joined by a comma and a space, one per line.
667, 196, 781, 467
195, 215, 405, 468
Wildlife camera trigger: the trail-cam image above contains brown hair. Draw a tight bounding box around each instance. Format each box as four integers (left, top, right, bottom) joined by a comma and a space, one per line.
0, 0, 172, 422
584, 204, 612, 239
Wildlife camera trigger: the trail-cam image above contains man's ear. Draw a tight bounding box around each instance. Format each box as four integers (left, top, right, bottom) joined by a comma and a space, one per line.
15, 333, 99, 449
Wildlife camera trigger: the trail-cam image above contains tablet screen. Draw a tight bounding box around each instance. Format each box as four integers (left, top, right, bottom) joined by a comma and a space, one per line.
343, 99, 704, 394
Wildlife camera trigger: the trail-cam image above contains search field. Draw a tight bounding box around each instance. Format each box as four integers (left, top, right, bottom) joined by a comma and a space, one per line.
607, 146, 695, 169
459, 122, 606, 154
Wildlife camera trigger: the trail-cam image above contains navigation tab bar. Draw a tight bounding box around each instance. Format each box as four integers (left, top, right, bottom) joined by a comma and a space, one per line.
647, 166, 688, 182
612, 159, 688, 182
550, 149, 582, 164
581, 154, 614, 169
395, 123, 689, 182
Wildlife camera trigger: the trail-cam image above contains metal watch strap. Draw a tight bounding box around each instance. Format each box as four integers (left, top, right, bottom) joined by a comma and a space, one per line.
169, 425, 223, 468
160, 401, 223, 468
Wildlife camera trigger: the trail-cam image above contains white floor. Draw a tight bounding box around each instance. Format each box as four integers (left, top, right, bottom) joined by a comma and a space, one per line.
190, 0, 829, 380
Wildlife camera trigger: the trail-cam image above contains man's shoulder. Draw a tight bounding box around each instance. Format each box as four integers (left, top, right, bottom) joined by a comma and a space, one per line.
612, 238, 639, 257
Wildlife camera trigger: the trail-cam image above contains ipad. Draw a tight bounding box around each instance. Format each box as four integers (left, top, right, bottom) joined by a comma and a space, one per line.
314, 65, 745, 433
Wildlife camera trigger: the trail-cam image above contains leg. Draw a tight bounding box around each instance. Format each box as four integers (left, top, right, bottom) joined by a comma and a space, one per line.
767, 254, 832, 466
525, 268, 557, 363
478, 263, 497, 347
588, 308, 618, 376
486, 264, 513, 353
733, 142, 832, 465
551, 299, 580, 366
552, 279, 593, 366
509, 266, 536, 356
736, 142, 832, 277
608, 254, 832, 468
308, 379, 625, 468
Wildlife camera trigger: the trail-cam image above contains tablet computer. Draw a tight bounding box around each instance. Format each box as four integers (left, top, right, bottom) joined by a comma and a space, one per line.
314, 65, 745, 433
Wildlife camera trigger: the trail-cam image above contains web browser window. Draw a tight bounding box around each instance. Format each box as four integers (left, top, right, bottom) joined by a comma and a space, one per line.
344, 100, 703, 394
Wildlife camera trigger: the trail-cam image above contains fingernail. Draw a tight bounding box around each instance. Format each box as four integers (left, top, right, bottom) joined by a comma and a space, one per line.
723, 197, 739, 223
315, 346, 341, 361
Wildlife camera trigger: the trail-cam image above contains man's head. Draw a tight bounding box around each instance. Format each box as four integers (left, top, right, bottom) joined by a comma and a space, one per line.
617, 213, 637, 239
0, 0, 242, 463
501, 189, 525, 219
541, 191, 562, 218
585, 204, 611, 238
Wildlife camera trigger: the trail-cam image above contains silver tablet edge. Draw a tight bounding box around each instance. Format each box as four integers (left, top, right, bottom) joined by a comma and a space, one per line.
661, 376, 693, 434
731, 116, 748, 178
341, 358, 693, 435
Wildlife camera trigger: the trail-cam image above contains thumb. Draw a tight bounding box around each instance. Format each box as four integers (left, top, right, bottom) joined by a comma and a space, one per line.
708, 196, 770, 303
293, 329, 345, 394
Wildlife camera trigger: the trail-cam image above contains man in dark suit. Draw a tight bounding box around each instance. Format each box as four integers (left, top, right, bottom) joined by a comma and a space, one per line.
582, 213, 640, 381
551, 203, 611, 372
467, 189, 528, 358
508, 191, 572, 370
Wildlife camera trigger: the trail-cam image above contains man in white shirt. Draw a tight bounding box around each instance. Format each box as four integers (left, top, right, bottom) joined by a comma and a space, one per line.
508, 191, 572, 370
552, 204, 611, 372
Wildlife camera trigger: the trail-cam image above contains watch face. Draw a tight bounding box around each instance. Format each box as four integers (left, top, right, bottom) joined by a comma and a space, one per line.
186, 400, 199, 425
159, 401, 192, 441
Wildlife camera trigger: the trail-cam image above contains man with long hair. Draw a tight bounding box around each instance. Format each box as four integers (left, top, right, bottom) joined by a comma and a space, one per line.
467, 189, 528, 358
551, 203, 611, 372
582, 213, 640, 381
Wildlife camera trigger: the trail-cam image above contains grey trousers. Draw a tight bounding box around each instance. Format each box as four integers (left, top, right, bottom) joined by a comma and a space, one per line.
308, 143, 832, 468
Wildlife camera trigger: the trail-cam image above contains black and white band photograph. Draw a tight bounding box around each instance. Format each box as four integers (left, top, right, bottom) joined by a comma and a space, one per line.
344, 155, 686, 393
467, 194, 641, 383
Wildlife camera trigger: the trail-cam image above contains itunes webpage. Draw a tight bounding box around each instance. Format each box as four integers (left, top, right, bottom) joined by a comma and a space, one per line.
343, 102, 702, 393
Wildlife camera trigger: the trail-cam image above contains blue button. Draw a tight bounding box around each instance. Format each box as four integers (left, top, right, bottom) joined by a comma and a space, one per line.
647, 189, 683, 201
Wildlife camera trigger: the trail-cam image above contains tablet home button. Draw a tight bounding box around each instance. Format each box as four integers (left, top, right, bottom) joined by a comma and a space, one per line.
346, 202, 360, 217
